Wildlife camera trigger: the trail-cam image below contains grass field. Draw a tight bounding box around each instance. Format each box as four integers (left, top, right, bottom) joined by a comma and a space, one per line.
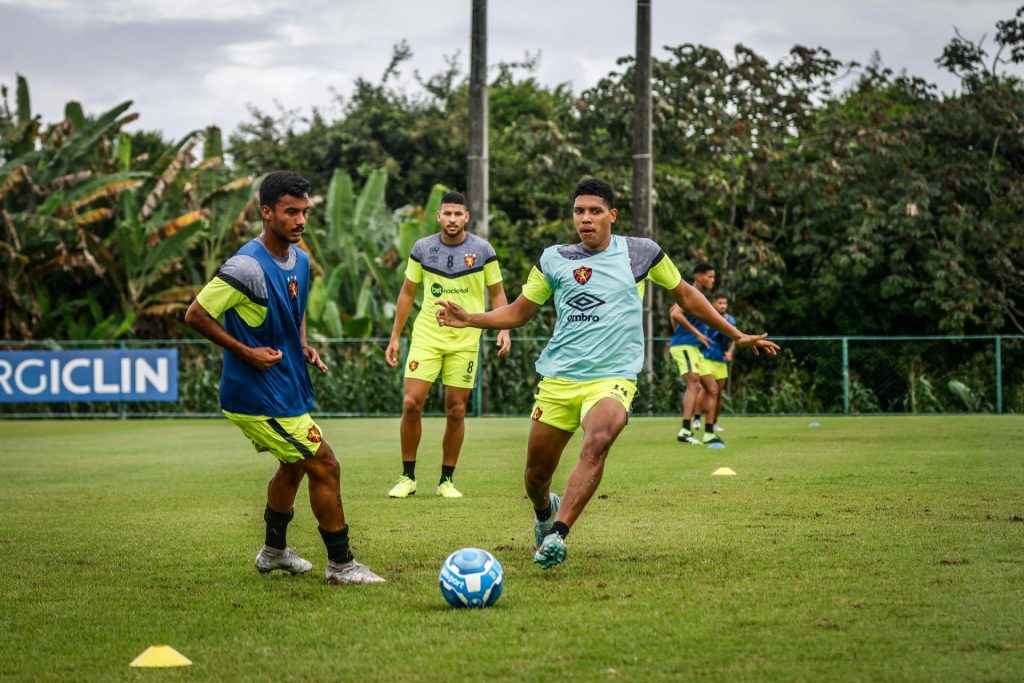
1, 415, 1022, 682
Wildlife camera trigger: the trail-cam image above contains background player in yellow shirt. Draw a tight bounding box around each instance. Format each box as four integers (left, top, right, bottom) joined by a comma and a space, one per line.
384, 191, 511, 498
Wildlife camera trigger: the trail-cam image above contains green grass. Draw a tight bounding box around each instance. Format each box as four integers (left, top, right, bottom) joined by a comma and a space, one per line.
1, 416, 1022, 682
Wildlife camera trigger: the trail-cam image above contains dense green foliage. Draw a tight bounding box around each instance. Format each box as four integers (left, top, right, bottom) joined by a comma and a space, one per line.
1, 416, 1022, 681
2, 9, 1023, 342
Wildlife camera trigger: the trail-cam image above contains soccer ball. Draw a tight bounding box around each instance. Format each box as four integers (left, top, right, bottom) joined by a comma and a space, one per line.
439, 548, 504, 608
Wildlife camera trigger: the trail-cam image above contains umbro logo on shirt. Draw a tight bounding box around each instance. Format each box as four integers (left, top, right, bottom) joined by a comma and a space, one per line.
565, 291, 605, 322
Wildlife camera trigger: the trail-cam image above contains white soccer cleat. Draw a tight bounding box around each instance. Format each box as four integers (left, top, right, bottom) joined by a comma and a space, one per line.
325, 559, 386, 585
255, 545, 313, 575
714, 424, 725, 433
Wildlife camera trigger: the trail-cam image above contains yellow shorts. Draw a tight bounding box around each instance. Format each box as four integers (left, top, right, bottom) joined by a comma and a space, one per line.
706, 360, 729, 381
670, 345, 711, 377
223, 411, 324, 464
530, 377, 637, 433
404, 343, 478, 389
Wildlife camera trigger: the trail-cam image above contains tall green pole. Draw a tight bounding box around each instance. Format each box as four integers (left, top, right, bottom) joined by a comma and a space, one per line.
995, 336, 1003, 414
842, 337, 850, 415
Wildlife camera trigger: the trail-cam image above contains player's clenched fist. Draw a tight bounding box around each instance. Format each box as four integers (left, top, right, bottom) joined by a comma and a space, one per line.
245, 346, 283, 371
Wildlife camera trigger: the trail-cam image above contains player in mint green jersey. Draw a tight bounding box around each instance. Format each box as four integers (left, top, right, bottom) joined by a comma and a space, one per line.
436, 178, 779, 570
385, 191, 511, 499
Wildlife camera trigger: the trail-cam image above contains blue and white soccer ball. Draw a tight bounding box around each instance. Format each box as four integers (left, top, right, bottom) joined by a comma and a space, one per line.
439, 548, 504, 608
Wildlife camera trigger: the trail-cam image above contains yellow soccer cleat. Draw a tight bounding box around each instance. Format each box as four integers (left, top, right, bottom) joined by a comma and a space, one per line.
436, 478, 463, 498
388, 475, 417, 498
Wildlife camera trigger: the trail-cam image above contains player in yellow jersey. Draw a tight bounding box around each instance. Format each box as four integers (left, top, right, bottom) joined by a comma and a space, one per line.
384, 191, 511, 498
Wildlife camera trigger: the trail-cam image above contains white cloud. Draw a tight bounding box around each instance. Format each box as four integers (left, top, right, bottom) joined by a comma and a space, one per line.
1, 0, 1020, 139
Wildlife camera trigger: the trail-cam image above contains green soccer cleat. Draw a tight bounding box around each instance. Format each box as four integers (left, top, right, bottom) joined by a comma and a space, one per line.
533, 532, 567, 570
703, 432, 724, 445
436, 478, 463, 498
677, 428, 702, 445
387, 475, 417, 498
534, 492, 561, 547
255, 545, 312, 575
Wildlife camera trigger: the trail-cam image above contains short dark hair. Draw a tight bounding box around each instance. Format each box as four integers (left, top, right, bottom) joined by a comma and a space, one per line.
694, 262, 715, 275
440, 191, 467, 207
712, 292, 728, 302
259, 171, 311, 209
572, 177, 615, 208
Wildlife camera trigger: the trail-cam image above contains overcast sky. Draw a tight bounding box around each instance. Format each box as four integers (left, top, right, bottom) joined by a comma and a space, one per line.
1, 0, 1021, 140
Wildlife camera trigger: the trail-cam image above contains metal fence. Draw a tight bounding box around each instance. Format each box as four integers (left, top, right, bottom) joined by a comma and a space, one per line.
1, 335, 1021, 418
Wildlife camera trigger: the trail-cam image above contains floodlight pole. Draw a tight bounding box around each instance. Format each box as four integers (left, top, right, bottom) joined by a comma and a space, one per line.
468, 0, 489, 415
633, 0, 654, 412
468, 0, 489, 241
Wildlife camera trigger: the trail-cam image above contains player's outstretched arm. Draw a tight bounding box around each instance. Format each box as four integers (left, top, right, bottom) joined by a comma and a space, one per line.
667, 281, 779, 357
436, 294, 540, 330
184, 300, 282, 370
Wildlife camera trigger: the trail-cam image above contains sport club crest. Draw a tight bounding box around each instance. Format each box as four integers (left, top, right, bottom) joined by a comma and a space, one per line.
464, 253, 478, 268
531, 406, 543, 421
306, 425, 322, 443
287, 276, 299, 300
573, 266, 593, 285
408, 360, 419, 371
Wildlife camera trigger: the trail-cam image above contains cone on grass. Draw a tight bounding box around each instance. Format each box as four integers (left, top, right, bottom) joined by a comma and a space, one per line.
129, 645, 192, 668
712, 467, 736, 476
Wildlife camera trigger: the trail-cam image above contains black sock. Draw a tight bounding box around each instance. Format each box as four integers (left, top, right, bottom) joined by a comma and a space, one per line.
551, 521, 570, 539
535, 504, 552, 521
705, 422, 715, 433
683, 419, 692, 431
319, 525, 354, 564
264, 505, 293, 550
439, 465, 455, 485
402, 460, 416, 480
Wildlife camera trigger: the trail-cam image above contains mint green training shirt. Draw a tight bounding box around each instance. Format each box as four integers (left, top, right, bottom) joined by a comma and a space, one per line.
521, 234, 682, 381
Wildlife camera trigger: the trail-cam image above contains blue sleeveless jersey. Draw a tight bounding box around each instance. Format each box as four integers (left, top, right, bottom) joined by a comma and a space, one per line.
219, 240, 314, 416
670, 294, 709, 347
703, 313, 735, 361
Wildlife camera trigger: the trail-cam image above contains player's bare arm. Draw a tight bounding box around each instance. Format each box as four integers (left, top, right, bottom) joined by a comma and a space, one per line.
184, 299, 283, 371
668, 281, 779, 356
385, 278, 420, 367
301, 314, 328, 374
487, 281, 513, 357
436, 294, 540, 330
669, 304, 711, 348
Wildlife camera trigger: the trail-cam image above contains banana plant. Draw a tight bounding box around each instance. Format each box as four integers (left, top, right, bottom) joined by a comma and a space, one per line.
304, 168, 443, 339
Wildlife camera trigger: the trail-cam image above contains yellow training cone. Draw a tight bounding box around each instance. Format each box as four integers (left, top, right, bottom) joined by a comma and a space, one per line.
129, 645, 192, 668
712, 467, 736, 476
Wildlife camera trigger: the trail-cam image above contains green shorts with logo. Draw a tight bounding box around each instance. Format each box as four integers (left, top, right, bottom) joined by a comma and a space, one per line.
223, 411, 324, 464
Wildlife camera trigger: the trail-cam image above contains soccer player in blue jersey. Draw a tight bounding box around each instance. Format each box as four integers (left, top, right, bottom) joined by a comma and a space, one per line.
669, 263, 721, 445
700, 293, 737, 432
436, 178, 779, 570
384, 191, 511, 499
185, 171, 384, 585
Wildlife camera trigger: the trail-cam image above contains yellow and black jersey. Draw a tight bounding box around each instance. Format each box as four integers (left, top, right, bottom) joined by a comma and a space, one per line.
407, 232, 502, 351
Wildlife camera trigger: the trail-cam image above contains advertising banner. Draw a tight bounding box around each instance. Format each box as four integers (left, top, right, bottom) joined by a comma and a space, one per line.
0, 349, 179, 403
